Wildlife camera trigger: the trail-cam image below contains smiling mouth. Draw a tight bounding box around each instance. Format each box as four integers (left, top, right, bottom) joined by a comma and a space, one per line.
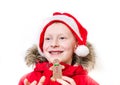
49, 51, 63, 55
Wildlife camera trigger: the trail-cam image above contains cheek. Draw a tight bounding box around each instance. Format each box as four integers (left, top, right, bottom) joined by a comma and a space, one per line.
43, 44, 50, 59
43, 44, 46, 50
62, 42, 75, 51
43, 42, 49, 51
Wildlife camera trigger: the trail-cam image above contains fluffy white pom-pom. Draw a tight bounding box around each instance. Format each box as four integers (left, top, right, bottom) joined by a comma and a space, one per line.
74, 45, 89, 57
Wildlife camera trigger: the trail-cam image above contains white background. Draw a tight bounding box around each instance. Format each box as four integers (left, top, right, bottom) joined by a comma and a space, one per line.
0, 0, 120, 85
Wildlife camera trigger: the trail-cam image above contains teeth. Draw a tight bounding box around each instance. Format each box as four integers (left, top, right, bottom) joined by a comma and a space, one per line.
49, 51, 62, 55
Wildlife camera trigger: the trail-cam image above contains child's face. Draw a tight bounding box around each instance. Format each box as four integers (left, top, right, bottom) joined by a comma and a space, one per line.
43, 22, 77, 65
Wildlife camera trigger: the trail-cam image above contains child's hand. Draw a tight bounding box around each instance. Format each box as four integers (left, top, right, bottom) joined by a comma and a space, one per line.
56, 76, 76, 85
24, 76, 45, 85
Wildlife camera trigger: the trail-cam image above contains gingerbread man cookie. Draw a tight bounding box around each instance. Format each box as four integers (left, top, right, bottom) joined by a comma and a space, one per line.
50, 59, 64, 81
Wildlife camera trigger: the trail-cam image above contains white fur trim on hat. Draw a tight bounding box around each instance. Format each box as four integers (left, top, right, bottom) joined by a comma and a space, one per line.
74, 45, 89, 57
41, 15, 83, 41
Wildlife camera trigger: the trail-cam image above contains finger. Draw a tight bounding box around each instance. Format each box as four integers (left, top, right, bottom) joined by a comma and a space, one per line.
56, 79, 70, 85
30, 81, 37, 85
62, 65, 65, 69
62, 76, 76, 85
24, 78, 30, 85
49, 67, 52, 70
38, 76, 45, 85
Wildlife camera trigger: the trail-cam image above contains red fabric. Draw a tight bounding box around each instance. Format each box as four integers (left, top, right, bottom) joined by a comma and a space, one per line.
18, 62, 99, 85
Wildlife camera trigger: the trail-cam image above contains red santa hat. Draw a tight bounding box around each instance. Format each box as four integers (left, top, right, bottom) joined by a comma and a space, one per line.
38, 12, 89, 57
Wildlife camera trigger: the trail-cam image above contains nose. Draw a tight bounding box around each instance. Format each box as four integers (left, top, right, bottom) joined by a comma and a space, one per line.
51, 39, 59, 48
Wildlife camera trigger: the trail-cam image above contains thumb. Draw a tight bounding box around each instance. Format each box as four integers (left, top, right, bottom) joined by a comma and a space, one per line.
38, 76, 46, 85
24, 78, 30, 85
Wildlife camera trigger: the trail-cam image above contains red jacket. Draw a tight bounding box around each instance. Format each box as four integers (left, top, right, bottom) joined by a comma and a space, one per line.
18, 62, 99, 85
